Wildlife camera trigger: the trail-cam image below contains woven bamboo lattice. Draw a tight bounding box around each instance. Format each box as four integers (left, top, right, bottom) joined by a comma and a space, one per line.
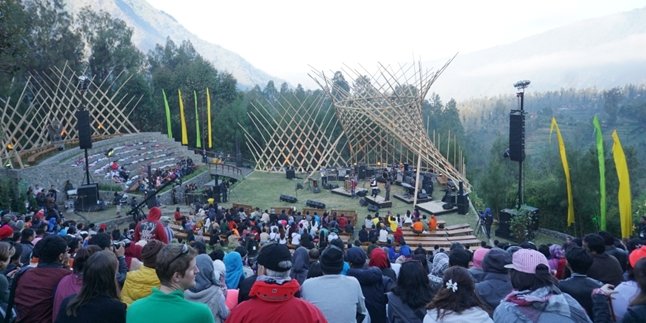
0, 63, 140, 167
240, 94, 347, 173
311, 60, 471, 190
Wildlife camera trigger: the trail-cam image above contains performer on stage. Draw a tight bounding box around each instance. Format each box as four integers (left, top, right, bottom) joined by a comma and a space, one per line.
384, 179, 391, 201
350, 173, 357, 198
320, 167, 327, 187
370, 177, 378, 198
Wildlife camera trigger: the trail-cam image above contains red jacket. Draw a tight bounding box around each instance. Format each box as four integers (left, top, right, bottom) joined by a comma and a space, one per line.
15, 265, 72, 323
226, 279, 327, 323
133, 207, 169, 243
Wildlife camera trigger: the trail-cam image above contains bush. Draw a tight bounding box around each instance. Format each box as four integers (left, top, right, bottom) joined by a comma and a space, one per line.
509, 210, 535, 242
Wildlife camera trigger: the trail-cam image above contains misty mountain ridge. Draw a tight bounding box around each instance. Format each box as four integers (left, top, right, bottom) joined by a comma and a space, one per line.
62, 0, 279, 89
430, 6, 646, 101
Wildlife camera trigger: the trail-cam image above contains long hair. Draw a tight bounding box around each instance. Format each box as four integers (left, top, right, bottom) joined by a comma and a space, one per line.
427, 266, 490, 319
65, 250, 119, 317
392, 260, 434, 309
630, 257, 646, 306
509, 264, 557, 291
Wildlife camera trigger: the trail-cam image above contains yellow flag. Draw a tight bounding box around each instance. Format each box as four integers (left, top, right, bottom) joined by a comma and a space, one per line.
550, 118, 575, 226
612, 130, 632, 238
178, 89, 188, 145
207, 88, 212, 149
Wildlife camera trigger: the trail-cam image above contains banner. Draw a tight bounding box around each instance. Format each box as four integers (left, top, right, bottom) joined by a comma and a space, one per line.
593, 116, 607, 230
207, 88, 213, 149
194, 90, 202, 148
162, 89, 172, 139
612, 130, 632, 239
178, 89, 188, 145
550, 117, 575, 226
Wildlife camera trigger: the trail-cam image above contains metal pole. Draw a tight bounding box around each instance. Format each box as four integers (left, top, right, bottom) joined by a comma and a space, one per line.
517, 91, 524, 208
84, 148, 90, 185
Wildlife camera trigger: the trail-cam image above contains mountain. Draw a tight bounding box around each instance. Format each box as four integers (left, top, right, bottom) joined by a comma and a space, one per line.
430, 7, 646, 101
62, 0, 279, 89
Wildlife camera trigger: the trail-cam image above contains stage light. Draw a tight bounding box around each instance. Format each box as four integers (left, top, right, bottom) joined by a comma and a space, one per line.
5, 143, 14, 151
106, 148, 115, 157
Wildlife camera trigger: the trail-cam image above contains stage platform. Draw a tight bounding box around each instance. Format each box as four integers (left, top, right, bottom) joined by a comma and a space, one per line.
393, 194, 432, 204
331, 187, 367, 198
415, 200, 457, 215
364, 195, 392, 209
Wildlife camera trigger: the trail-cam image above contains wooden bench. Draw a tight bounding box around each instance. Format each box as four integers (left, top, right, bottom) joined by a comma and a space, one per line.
232, 203, 254, 216
444, 223, 470, 231
446, 228, 473, 236
272, 206, 295, 216
447, 235, 478, 241
301, 208, 325, 217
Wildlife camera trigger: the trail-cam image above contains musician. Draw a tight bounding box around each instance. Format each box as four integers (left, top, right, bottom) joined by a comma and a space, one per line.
370, 177, 378, 198
320, 167, 327, 186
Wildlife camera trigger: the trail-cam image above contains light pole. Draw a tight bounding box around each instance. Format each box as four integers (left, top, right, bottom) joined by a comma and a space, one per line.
513, 80, 530, 208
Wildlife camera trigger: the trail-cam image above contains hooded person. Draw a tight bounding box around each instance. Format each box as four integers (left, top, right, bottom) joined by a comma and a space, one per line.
224, 251, 244, 289
369, 247, 396, 281
468, 248, 491, 283
121, 240, 165, 305
428, 252, 449, 285
184, 254, 229, 323
226, 243, 326, 322
475, 248, 513, 310
290, 247, 309, 285
301, 244, 368, 322
133, 207, 169, 244
346, 247, 390, 323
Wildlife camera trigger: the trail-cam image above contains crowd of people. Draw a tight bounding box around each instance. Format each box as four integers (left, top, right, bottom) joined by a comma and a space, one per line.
2, 185, 646, 323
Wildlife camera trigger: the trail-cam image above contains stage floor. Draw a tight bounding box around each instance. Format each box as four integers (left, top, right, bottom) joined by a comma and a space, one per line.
364, 195, 392, 208
393, 194, 432, 204
415, 200, 457, 215
331, 187, 367, 197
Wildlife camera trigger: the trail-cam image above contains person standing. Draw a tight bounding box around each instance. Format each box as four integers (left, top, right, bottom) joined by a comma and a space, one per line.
127, 243, 214, 323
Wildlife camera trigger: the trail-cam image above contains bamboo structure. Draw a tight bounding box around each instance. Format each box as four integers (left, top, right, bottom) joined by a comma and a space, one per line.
0, 63, 140, 167
240, 94, 347, 173
311, 60, 471, 191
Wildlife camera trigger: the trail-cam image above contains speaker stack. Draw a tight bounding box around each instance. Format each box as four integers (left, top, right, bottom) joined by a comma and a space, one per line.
305, 200, 326, 209
75, 183, 99, 211
75, 110, 93, 149
509, 110, 525, 162
280, 194, 297, 203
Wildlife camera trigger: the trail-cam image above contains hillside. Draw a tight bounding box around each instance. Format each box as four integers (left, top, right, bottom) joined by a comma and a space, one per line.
62, 0, 280, 89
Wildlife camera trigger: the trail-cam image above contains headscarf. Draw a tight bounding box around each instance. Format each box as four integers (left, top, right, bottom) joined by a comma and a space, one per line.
290, 247, 309, 285
369, 248, 390, 269
224, 251, 243, 289
547, 244, 565, 271
190, 254, 218, 293
431, 252, 449, 276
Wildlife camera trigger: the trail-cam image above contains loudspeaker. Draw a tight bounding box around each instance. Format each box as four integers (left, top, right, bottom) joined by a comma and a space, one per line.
457, 194, 469, 215
75, 183, 98, 211
367, 204, 379, 212
286, 169, 296, 179
280, 194, 297, 203
356, 190, 367, 197
509, 110, 525, 162
76, 110, 92, 149
306, 200, 326, 209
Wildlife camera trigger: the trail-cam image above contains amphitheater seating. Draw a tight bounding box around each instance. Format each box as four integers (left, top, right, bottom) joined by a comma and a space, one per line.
400, 224, 481, 249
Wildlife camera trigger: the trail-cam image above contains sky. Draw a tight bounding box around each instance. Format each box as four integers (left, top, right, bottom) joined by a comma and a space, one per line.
146, 0, 645, 86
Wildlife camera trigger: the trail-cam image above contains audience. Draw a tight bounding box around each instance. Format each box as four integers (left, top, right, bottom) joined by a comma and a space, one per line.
387, 260, 435, 323
425, 266, 492, 322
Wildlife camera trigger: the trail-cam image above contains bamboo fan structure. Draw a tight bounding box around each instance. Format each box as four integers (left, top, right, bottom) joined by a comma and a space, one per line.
240, 94, 347, 173
0, 63, 140, 167
311, 60, 471, 191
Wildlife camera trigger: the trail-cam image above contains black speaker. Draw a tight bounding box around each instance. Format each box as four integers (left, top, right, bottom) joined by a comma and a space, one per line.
306, 200, 326, 209
457, 194, 469, 215
356, 190, 367, 197
75, 183, 98, 211
286, 169, 295, 179
75, 110, 92, 149
367, 204, 379, 212
280, 194, 297, 203
509, 110, 525, 162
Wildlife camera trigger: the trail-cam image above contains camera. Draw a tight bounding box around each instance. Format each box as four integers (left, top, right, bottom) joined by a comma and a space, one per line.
112, 238, 131, 249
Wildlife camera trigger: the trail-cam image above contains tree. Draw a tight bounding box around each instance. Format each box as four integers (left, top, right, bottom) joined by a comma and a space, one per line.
331, 71, 349, 101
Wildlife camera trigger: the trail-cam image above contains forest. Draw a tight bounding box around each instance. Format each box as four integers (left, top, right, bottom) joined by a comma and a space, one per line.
2, 0, 646, 237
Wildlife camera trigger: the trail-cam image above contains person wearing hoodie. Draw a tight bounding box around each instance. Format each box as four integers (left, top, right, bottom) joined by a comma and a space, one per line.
224, 251, 244, 289
387, 260, 435, 323
184, 254, 229, 322
346, 247, 391, 323
428, 252, 449, 286
425, 266, 493, 323
121, 240, 165, 305
369, 247, 397, 281
290, 247, 309, 285
474, 248, 512, 310
133, 207, 169, 244
468, 248, 490, 283
493, 249, 591, 323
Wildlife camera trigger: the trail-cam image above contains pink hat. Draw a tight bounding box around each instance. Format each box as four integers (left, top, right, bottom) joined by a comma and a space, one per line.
504, 249, 549, 274
472, 248, 491, 269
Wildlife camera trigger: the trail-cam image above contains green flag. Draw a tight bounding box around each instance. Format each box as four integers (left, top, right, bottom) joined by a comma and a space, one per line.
162, 89, 172, 138
194, 90, 201, 148
593, 116, 607, 230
